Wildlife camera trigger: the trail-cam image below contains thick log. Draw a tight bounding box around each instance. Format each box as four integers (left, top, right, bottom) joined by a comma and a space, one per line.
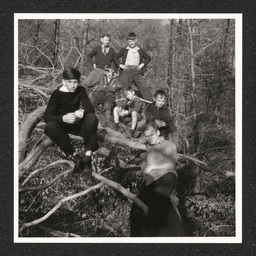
19, 105, 47, 162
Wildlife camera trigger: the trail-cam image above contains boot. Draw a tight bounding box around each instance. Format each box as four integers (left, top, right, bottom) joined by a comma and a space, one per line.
83, 155, 93, 177
72, 154, 85, 175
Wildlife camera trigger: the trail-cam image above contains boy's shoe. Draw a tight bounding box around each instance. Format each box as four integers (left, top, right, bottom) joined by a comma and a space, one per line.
113, 122, 119, 131
83, 155, 93, 177
72, 154, 85, 174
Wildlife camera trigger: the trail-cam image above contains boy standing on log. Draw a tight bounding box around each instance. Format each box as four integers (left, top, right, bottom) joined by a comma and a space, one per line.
85, 34, 120, 87
116, 32, 153, 102
130, 122, 184, 237
44, 68, 99, 176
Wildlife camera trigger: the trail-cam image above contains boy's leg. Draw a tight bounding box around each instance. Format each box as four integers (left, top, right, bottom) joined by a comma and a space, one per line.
90, 92, 101, 108
120, 70, 133, 89
80, 113, 99, 153
84, 68, 105, 87
132, 70, 153, 101
45, 122, 87, 174
44, 122, 75, 156
102, 93, 114, 127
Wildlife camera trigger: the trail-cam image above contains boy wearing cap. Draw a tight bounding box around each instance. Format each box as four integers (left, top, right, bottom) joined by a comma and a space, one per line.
116, 32, 153, 102
85, 34, 120, 87
90, 64, 122, 127
44, 68, 99, 176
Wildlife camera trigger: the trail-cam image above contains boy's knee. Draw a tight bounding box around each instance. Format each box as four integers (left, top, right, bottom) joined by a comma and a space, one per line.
83, 113, 99, 128
45, 122, 60, 134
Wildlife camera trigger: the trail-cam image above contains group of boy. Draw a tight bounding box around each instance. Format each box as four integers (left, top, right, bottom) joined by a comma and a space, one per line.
43, 32, 184, 237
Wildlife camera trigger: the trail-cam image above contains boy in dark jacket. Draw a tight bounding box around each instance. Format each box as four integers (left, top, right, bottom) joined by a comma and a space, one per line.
144, 89, 180, 151
90, 64, 122, 127
116, 32, 153, 101
44, 68, 99, 176
85, 34, 120, 87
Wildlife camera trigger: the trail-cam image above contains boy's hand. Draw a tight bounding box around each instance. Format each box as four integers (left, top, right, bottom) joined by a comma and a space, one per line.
75, 109, 84, 119
144, 164, 153, 174
137, 63, 144, 70
93, 64, 96, 69
63, 113, 76, 123
155, 119, 166, 127
119, 64, 128, 70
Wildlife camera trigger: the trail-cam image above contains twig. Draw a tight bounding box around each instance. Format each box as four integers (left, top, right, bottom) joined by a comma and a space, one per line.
21, 160, 73, 186
20, 182, 104, 232
19, 167, 73, 192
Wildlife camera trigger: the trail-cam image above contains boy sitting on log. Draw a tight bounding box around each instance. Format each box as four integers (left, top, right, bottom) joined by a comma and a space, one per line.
89, 64, 122, 128
113, 87, 143, 137
44, 68, 99, 176
144, 89, 180, 151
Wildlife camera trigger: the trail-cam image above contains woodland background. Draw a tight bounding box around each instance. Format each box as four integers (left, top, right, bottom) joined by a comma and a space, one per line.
18, 19, 236, 237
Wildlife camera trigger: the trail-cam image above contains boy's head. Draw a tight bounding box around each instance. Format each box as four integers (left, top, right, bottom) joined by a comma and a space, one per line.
62, 68, 81, 93
143, 122, 160, 145
101, 34, 111, 47
127, 32, 137, 48
104, 64, 114, 79
154, 89, 167, 108
124, 87, 135, 100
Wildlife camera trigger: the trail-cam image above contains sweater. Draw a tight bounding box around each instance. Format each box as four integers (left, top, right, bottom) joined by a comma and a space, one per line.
87, 46, 120, 70
44, 86, 95, 124
144, 103, 177, 133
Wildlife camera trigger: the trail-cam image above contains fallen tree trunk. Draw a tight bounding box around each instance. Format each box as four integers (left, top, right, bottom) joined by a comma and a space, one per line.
19, 106, 47, 162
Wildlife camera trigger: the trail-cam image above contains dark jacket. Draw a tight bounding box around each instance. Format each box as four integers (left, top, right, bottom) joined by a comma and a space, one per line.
97, 75, 122, 93
116, 47, 151, 75
144, 103, 177, 134
87, 46, 120, 70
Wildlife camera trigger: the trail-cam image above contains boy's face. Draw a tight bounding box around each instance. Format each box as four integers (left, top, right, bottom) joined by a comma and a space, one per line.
127, 38, 137, 48
144, 126, 160, 145
125, 90, 135, 100
101, 36, 110, 47
105, 70, 114, 79
154, 95, 166, 108
62, 79, 79, 93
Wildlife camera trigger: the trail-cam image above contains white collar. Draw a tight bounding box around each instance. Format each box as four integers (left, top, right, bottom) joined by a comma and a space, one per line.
59, 85, 69, 92
126, 46, 140, 51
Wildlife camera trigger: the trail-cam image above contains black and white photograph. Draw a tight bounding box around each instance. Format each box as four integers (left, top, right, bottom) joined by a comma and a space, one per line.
14, 13, 242, 243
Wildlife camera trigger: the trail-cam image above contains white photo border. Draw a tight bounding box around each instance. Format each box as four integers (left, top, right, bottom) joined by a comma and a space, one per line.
14, 13, 242, 243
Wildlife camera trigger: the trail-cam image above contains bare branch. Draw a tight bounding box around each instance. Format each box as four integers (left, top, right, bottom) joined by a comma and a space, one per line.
92, 172, 148, 215
19, 167, 73, 192
19, 43, 55, 68
21, 160, 73, 186
20, 182, 104, 232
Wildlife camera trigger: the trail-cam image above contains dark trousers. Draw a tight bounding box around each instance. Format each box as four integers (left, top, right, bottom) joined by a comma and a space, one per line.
45, 113, 99, 156
91, 91, 114, 111
121, 68, 153, 101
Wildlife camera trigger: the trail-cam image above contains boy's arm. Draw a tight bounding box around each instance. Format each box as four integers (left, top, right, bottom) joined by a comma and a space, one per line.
111, 49, 120, 69
164, 109, 177, 133
141, 49, 151, 66
80, 87, 95, 114
87, 47, 98, 66
43, 90, 63, 123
